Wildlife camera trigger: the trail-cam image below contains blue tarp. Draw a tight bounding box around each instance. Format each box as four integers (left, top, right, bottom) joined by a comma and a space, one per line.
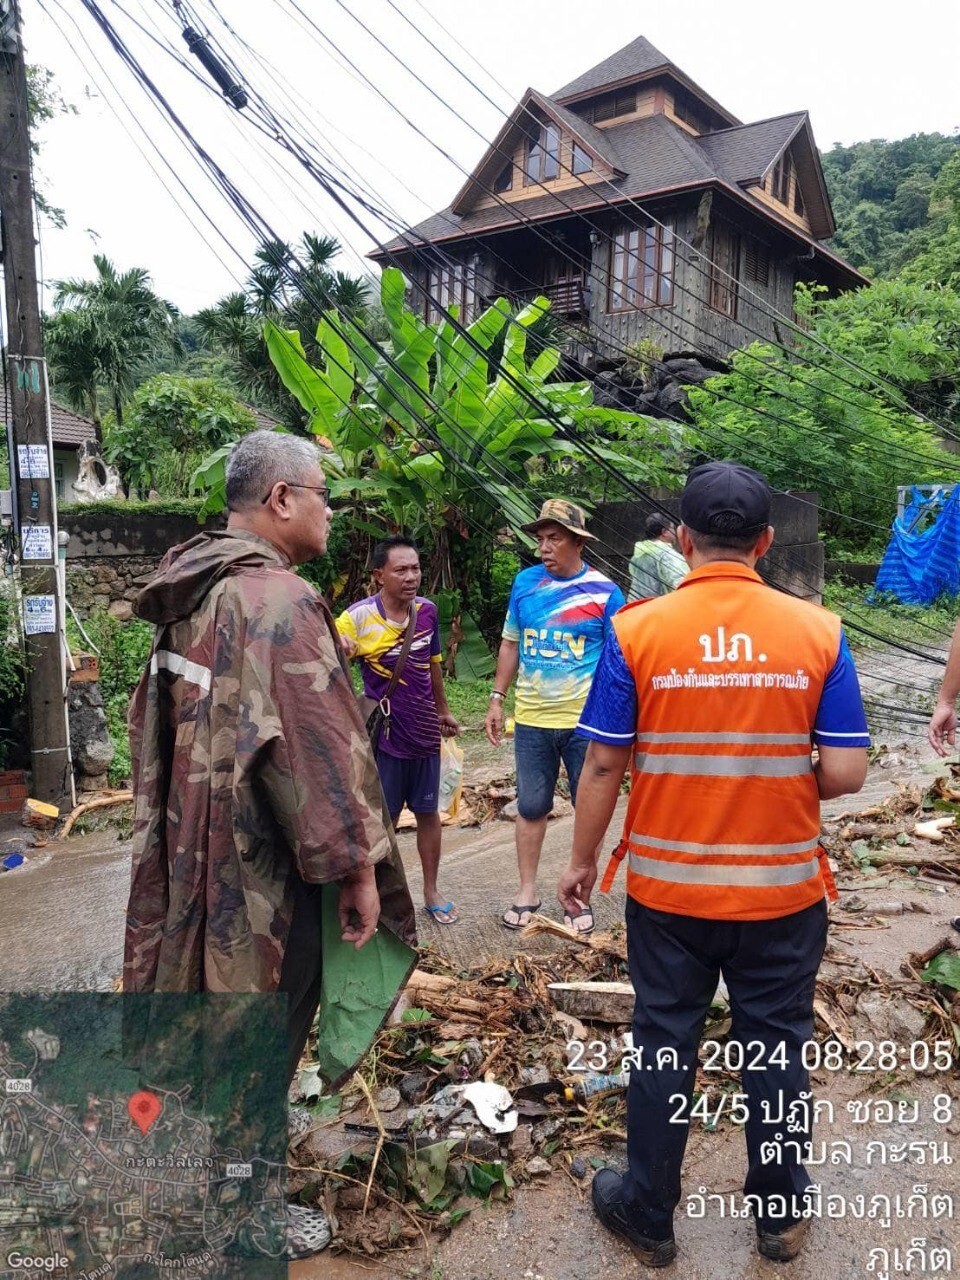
873, 485, 960, 605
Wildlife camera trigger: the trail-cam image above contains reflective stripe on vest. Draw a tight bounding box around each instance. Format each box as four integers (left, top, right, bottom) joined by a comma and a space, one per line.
633, 752, 812, 777
631, 833, 820, 858
628, 852, 821, 887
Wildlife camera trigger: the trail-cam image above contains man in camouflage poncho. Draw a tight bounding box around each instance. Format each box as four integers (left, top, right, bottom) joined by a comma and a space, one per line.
123, 431, 416, 1091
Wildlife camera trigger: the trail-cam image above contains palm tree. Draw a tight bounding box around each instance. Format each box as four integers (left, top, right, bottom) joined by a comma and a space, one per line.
52, 255, 180, 424
194, 233, 369, 427
44, 309, 104, 433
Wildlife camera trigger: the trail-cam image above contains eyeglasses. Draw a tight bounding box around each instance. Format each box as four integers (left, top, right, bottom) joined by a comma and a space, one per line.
261, 482, 330, 506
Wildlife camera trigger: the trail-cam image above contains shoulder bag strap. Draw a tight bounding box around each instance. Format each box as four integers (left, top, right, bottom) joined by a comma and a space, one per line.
379, 603, 418, 705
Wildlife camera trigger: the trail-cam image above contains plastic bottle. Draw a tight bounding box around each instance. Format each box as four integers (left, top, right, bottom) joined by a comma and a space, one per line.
564, 1068, 628, 1101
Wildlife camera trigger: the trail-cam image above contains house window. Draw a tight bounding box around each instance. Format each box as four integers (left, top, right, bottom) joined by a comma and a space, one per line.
588, 87, 637, 123
425, 258, 477, 324
744, 239, 769, 287
493, 162, 513, 193
54, 460, 64, 503
708, 224, 740, 318
607, 222, 674, 311
525, 123, 560, 183
672, 90, 705, 133
793, 183, 805, 217
768, 150, 797, 207
571, 143, 593, 175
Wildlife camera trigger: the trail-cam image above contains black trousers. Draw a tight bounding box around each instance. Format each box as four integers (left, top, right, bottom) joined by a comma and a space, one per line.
621, 896, 828, 1237
278, 875, 325, 1087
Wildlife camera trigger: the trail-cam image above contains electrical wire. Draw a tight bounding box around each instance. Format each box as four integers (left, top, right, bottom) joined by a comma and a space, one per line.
56, 2, 957, 680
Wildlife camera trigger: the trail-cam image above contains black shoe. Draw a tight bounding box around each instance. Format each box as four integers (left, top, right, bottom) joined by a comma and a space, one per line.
590, 1169, 677, 1266
756, 1218, 811, 1262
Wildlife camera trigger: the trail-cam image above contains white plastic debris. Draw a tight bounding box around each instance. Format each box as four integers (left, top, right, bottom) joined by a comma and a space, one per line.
462, 1081, 518, 1134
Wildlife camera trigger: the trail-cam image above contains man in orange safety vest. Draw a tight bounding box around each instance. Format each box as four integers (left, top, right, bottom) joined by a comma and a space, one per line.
557, 461, 869, 1266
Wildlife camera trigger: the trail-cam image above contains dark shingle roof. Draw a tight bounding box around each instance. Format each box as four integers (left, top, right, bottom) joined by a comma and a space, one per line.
375, 106, 852, 267
380, 113, 751, 251
0, 388, 96, 448
698, 113, 807, 184
553, 36, 672, 100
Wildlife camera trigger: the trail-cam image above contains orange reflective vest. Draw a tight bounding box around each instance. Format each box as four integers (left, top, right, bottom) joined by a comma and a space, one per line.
605, 562, 841, 922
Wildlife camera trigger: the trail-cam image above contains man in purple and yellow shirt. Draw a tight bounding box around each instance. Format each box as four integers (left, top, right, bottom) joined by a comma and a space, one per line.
338, 535, 461, 925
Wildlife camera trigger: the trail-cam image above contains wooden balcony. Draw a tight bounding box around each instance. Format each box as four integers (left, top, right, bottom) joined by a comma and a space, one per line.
514, 275, 587, 316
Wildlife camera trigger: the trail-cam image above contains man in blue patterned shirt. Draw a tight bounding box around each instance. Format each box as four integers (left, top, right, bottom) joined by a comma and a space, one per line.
485, 500, 624, 933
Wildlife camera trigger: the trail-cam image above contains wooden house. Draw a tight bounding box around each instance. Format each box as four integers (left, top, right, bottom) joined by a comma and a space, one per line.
371, 35, 866, 359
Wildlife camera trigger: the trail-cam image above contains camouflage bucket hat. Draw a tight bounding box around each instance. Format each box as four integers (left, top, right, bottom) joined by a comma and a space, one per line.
520, 498, 597, 541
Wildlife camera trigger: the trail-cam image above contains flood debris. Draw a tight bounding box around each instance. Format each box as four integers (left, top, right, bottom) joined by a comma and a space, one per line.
288, 898, 959, 1259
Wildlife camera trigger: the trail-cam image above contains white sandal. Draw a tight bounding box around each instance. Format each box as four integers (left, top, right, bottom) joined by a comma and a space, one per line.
286, 1203, 332, 1258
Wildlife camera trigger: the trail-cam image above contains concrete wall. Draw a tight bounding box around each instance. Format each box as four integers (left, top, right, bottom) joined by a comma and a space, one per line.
62, 509, 218, 619
592, 490, 824, 602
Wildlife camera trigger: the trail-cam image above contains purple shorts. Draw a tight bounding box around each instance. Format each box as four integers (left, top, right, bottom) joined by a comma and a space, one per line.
376, 750, 441, 817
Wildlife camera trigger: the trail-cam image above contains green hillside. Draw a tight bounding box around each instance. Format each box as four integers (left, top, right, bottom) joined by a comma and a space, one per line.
821, 132, 960, 281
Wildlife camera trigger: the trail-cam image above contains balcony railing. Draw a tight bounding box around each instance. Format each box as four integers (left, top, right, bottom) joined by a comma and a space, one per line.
513, 275, 587, 316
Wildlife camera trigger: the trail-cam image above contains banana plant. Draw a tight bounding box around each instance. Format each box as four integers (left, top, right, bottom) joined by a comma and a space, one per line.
195, 267, 679, 675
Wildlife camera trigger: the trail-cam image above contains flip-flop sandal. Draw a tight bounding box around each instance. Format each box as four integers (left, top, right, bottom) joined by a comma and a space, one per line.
502, 901, 542, 930
564, 905, 595, 935
285, 1203, 332, 1258
424, 901, 460, 925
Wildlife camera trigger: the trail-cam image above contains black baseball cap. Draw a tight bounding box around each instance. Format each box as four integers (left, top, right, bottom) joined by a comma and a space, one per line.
679, 461, 771, 536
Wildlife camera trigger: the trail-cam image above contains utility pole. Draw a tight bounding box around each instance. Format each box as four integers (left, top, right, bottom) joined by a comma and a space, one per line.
0, 0, 72, 806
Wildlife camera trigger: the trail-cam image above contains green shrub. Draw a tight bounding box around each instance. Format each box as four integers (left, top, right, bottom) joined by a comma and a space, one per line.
67, 611, 153, 785
0, 592, 25, 770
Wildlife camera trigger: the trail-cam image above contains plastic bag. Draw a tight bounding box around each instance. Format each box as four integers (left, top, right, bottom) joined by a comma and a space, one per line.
437, 737, 464, 819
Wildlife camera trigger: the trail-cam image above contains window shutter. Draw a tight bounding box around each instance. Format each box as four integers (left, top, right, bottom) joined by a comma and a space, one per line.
745, 240, 769, 287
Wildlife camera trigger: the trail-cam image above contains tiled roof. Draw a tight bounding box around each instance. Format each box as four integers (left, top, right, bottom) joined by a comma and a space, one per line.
381, 114, 753, 248
553, 36, 672, 100
698, 113, 807, 185
375, 109, 857, 277
0, 388, 96, 448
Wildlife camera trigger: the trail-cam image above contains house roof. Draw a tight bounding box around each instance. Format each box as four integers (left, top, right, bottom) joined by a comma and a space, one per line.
375, 110, 857, 277
0, 388, 97, 449
450, 88, 625, 216
552, 34, 739, 127
552, 35, 673, 100
698, 113, 807, 185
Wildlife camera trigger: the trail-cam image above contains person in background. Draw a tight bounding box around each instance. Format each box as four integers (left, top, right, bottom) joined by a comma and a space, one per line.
928, 621, 960, 755
558, 461, 868, 1266
338, 535, 462, 925
124, 431, 415, 1259
485, 499, 625, 933
627, 512, 688, 601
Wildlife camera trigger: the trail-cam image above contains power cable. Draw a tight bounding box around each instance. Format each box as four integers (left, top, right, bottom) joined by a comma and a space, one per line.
62, 0, 960, 675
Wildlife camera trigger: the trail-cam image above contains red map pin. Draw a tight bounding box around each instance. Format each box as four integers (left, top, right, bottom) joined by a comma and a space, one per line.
128, 1090, 162, 1135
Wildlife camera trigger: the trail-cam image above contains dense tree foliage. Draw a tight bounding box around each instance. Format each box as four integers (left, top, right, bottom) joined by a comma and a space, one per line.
105, 374, 256, 497
685, 281, 960, 548
822, 132, 960, 278
194, 233, 370, 426
47, 256, 180, 432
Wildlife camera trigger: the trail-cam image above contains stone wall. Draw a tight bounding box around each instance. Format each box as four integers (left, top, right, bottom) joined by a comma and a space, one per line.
592, 490, 824, 602
63, 509, 218, 619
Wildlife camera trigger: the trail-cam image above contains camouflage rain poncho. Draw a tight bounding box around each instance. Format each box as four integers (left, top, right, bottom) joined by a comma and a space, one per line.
123, 529, 416, 995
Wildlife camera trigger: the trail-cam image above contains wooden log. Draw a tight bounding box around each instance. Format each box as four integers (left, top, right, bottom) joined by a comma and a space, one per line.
403, 969, 487, 1017
863, 851, 960, 868
60, 791, 134, 839
547, 981, 635, 1024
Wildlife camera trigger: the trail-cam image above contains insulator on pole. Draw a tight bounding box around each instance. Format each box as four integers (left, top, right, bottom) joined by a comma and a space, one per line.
181, 25, 248, 110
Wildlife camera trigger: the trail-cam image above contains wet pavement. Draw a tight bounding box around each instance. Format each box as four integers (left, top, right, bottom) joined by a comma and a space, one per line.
1, 720, 958, 1279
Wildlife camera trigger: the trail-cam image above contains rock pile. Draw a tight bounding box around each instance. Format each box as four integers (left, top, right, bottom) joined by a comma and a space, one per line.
588, 350, 728, 420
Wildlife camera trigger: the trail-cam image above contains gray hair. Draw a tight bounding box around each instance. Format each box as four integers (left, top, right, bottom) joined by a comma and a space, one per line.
225, 430, 321, 510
